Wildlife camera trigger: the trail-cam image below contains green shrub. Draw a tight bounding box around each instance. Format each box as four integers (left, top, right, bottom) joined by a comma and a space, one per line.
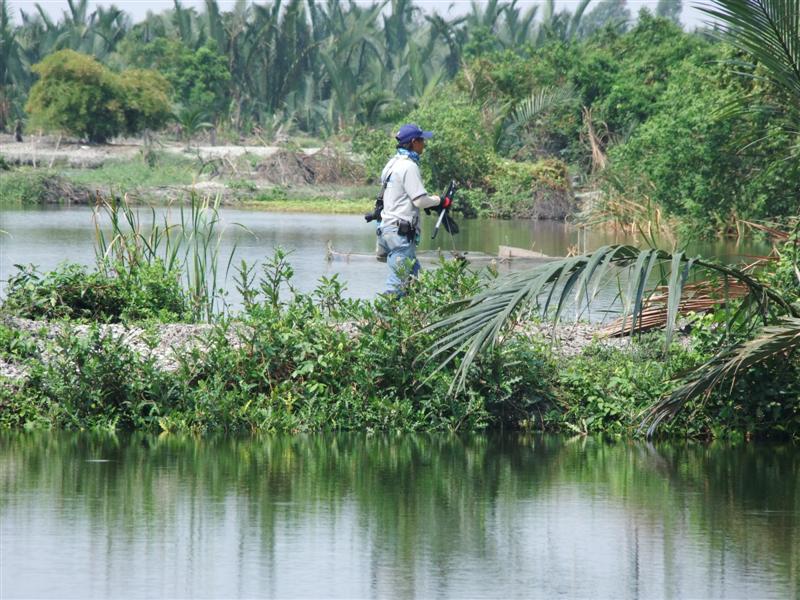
550, 336, 706, 436
484, 158, 571, 219
574, 13, 706, 134
118, 69, 172, 134
120, 38, 230, 118
0, 171, 53, 205
351, 127, 394, 183
25, 49, 172, 142
356, 92, 496, 191
2, 261, 188, 323
26, 50, 125, 143
62, 151, 198, 189
131, 252, 556, 434
404, 91, 495, 190
764, 237, 800, 303
0, 170, 92, 205
0, 324, 38, 361
606, 45, 800, 231
3, 326, 176, 431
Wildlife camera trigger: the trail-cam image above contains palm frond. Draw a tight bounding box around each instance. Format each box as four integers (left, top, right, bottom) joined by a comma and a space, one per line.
418, 245, 797, 395
701, 0, 800, 102
642, 316, 800, 435
510, 85, 575, 129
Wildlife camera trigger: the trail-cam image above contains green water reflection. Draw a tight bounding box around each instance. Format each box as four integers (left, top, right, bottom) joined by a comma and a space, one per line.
1, 433, 797, 598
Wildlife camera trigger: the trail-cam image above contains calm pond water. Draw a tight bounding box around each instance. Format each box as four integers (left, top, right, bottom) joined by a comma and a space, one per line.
1, 432, 797, 598
0, 206, 771, 302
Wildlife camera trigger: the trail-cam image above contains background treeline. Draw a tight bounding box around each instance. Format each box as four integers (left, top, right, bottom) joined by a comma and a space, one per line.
1, 0, 799, 231
0, 0, 664, 134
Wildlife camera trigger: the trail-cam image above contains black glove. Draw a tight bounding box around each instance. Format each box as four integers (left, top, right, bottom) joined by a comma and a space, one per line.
424, 195, 452, 216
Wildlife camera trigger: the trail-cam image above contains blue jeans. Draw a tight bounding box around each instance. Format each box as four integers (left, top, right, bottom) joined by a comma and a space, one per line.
377, 224, 420, 294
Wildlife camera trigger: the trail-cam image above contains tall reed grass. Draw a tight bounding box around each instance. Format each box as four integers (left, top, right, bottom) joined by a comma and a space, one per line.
93, 193, 246, 322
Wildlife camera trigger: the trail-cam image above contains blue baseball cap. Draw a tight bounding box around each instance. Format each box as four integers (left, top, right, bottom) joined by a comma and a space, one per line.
396, 123, 433, 145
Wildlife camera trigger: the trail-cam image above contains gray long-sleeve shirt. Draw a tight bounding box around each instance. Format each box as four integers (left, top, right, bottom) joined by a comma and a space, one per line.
380, 154, 439, 231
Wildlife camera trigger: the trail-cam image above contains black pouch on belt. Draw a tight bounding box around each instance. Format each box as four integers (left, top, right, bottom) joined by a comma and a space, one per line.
397, 220, 415, 242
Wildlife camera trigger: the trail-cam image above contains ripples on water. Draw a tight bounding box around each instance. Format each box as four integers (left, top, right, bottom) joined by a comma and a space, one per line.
0, 433, 797, 598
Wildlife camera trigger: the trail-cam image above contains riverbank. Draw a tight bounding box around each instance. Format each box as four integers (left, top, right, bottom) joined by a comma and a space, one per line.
0, 135, 577, 220
0, 302, 695, 437
0, 251, 709, 437
2, 248, 797, 440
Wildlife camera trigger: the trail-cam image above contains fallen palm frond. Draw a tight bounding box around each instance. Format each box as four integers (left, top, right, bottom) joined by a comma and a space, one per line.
641, 317, 800, 435
598, 257, 776, 337
599, 281, 749, 337
418, 245, 797, 402
740, 218, 800, 241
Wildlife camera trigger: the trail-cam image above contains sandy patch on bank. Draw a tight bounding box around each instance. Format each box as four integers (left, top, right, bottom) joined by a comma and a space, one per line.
0, 137, 142, 168
162, 145, 318, 161
0, 134, 315, 168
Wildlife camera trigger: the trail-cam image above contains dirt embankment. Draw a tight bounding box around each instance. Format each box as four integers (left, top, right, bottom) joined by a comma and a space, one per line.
0, 134, 367, 204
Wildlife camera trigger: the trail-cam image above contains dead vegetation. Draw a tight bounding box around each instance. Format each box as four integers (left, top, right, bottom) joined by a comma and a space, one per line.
256, 146, 365, 185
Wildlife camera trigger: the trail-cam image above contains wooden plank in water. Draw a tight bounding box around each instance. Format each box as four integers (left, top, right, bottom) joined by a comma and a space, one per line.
498, 245, 550, 259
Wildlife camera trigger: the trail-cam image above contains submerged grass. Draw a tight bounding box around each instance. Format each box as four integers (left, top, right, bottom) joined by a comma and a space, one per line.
240, 184, 373, 214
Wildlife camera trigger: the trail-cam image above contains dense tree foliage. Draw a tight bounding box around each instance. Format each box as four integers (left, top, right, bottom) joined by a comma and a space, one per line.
4, 0, 800, 229
1, 0, 629, 134
25, 49, 170, 142
25, 49, 127, 142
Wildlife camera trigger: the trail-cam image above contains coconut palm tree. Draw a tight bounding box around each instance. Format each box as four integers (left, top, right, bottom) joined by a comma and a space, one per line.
701, 0, 800, 126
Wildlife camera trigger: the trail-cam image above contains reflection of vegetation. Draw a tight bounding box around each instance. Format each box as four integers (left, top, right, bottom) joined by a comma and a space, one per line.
1, 432, 797, 596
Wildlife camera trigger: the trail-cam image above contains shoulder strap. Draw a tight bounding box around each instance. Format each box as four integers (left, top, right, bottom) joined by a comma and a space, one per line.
377, 172, 392, 201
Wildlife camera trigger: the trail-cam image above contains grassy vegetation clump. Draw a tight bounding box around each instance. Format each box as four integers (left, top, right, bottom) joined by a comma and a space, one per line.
0, 170, 93, 205
0, 256, 558, 434
483, 158, 572, 219
3, 261, 189, 323
62, 151, 198, 189
246, 184, 372, 213
550, 337, 706, 437
4, 243, 800, 439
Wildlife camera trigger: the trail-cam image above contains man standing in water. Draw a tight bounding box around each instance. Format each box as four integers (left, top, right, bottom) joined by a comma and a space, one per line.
376, 123, 452, 295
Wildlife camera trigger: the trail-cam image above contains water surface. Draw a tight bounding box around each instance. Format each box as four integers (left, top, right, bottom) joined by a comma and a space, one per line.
1, 433, 797, 598
0, 206, 771, 301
